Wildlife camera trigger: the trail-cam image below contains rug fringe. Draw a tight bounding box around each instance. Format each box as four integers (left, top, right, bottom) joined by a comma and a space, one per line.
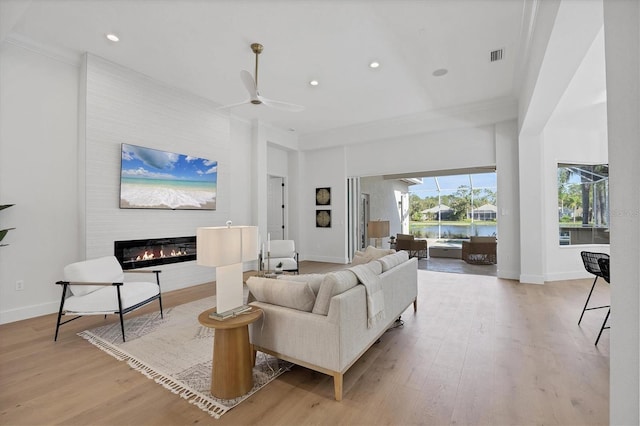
78, 330, 227, 418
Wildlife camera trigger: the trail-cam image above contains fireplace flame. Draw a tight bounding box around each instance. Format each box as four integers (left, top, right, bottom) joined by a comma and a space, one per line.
134, 248, 188, 262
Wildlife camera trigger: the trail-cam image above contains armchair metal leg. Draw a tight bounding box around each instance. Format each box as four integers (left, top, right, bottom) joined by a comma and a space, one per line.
116, 286, 126, 342
54, 283, 68, 341
155, 271, 164, 319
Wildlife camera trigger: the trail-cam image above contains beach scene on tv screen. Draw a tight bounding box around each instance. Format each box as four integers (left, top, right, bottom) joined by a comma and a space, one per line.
120, 143, 217, 210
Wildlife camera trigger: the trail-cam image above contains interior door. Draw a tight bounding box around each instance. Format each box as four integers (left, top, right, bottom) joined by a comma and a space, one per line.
267, 176, 285, 240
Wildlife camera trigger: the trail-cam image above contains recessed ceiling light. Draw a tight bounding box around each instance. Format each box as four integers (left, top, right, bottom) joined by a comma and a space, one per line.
369, 61, 380, 69
106, 33, 120, 42
432, 68, 448, 77
309, 80, 319, 86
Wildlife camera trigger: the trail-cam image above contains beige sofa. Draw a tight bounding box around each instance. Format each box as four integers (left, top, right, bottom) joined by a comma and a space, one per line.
246, 251, 418, 401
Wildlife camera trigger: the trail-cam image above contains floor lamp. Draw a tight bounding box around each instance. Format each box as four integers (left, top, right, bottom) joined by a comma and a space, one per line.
197, 222, 258, 318
367, 220, 390, 248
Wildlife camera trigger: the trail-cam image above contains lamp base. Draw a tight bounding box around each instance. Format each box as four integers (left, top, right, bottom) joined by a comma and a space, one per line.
208, 304, 252, 321
215, 263, 244, 313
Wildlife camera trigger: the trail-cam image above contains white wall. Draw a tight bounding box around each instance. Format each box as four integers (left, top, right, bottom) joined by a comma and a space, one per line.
360, 176, 409, 249
543, 103, 609, 281
299, 146, 348, 263
517, 0, 605, 284
344, 125, 496, 178
495, 120, 520, 280
0, 40, 80, 323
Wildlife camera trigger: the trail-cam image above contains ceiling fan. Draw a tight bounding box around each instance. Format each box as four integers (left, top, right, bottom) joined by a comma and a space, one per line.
218, 43, 305, 112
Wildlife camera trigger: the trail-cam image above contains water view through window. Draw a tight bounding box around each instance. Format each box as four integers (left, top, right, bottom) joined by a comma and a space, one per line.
409, 172, 497, 239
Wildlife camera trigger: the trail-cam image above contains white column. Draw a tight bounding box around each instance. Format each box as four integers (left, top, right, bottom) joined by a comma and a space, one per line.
604, 1, 640, 424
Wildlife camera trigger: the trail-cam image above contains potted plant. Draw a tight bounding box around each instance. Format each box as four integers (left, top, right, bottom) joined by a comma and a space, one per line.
0, 204, 15, 247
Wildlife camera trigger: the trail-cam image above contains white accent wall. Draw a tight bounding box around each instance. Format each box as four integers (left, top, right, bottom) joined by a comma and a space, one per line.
82, 54, 257, 292
0, 43, 262, 323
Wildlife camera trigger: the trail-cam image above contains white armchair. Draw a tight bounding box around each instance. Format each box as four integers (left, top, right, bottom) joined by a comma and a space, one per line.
54, 256, 163, 342
261, 240, 299, 273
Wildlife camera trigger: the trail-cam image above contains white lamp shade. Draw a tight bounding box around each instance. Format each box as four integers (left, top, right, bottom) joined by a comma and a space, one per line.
240, 226, 259, 261
196, 225, 258, 267
197, 225, 259, 314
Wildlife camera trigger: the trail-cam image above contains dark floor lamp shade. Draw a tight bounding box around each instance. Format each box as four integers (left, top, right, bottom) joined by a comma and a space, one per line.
367, 220, 389, 248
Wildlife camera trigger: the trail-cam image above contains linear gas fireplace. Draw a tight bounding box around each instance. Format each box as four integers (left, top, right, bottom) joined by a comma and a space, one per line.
114, 236, 196, 270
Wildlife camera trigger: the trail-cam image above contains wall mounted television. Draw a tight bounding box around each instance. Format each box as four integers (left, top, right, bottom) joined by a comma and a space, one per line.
120, 143, 217, 210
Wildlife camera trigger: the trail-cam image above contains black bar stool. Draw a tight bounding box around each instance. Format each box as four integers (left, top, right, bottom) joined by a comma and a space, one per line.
594, 257, 611, 345
578, 251, 610, 325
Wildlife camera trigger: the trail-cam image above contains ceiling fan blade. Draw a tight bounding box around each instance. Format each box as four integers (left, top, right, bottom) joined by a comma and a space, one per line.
216, 99, 251, 110
240, 70, 258, 99
259, 95, 305, 112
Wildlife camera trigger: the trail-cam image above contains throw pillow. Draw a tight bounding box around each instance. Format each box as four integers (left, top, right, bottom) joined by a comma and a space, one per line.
378, 251, 409, 272
246, 277, 316, 312
278, 273, 324, 296
312, 270, 359, 315
351, 251, 372, 265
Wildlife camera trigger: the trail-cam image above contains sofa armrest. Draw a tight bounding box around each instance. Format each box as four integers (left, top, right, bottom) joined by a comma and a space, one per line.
56, 280, 122, 286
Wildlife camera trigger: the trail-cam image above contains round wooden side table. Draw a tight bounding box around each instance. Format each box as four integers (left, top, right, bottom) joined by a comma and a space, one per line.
198, 306, 263, 399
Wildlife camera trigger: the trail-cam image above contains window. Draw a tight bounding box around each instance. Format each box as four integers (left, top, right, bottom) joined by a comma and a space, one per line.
557, 163, 609, 245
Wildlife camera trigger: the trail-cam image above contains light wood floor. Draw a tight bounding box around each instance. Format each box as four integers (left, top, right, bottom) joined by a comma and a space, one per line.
0, 262, 610, 425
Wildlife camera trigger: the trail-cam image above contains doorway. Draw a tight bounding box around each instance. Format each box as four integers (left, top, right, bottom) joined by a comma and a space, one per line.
360, 193, 370, 250
267, 176, 285, 240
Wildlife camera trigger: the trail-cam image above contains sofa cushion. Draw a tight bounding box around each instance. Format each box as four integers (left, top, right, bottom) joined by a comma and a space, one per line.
277, 273, 324, 296
378, 251, 409, 272
64, 281, 159, 313
312, 270, 359, 315
247, 277, 316, 312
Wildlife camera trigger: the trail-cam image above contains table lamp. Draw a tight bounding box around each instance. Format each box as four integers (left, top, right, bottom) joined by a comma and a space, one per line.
367, 220, 390, 248
197, 222, 258, 318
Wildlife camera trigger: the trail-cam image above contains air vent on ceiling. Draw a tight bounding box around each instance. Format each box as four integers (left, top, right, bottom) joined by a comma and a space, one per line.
490, 48, 504, 62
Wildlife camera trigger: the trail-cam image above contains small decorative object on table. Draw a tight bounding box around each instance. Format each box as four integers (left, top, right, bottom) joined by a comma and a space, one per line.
275, 262, 283, 274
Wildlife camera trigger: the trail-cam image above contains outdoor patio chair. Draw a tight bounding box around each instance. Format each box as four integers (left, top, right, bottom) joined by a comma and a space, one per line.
578, 251, 610, 325
595, 257, 611, 345
395, 236, 427, 259
461, 236, 496, 264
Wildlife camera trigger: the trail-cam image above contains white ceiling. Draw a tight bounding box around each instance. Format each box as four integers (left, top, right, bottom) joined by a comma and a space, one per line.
4, 0, 528, 136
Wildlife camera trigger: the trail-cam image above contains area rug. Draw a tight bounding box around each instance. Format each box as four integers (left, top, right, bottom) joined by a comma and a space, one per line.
78, 296, 290, 419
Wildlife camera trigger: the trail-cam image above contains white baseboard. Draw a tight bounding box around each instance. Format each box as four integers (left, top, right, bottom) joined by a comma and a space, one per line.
519, 274, 545, 285
497, 269, 520, 280
545, 271, 592, 282
0, 301, 59, 325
